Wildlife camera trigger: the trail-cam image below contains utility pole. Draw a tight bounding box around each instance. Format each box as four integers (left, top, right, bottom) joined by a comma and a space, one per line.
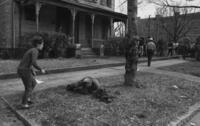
148, 15, 151, 37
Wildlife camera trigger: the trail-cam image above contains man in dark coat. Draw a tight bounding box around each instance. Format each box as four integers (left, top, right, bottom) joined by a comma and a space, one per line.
146, 37, 156, 67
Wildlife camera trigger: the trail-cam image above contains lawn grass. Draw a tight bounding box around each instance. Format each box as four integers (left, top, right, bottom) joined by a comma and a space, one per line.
0, 57, 124, 75
0, 56, 169, 75
159, 60, 200, 77
6, 72, 200, 126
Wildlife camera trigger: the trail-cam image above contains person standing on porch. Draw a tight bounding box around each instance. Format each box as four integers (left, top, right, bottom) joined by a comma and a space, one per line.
146, 37, 156, 67
17, 36, 46, 109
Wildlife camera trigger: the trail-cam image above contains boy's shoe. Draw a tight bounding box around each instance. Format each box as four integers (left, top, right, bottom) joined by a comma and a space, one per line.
35, 79, 44, 85
27, 100, 34, 105
27, 98, 34, 105
20, 104, 30, 109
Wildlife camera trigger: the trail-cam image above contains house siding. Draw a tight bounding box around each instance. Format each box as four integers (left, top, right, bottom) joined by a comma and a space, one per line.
78, 0, 114, 11
21, 5, 57, 34
0, 0, 116, 49
0, 0, 12, 48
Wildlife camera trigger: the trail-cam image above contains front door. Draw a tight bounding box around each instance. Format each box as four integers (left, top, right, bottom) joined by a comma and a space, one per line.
76, 13, 92, 48
56, 7, 71, 35
85, 15, 92, 48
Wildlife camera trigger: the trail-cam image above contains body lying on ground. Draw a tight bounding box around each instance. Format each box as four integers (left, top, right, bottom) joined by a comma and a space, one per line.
66, 77, 115, 103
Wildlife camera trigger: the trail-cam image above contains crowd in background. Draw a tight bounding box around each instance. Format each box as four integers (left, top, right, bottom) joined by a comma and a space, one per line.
137, 37, 178, 58
136, 36, 200, 61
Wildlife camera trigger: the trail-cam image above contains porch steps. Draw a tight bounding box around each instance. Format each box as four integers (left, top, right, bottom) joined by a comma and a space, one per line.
80, 48, 97, 58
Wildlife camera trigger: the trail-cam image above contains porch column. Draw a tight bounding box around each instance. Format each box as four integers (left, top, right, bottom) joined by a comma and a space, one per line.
125, 19, 128, 35
19, 2, 22, 45
110, 18, 114, 38
70, 8, 77, 44
35, 1, 42, 32
11, 0, 15, 48
91, 14, 95, 48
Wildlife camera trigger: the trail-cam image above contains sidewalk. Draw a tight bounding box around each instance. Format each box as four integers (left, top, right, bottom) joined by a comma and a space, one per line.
185, 112, 200, 126
0, 56, 179, 79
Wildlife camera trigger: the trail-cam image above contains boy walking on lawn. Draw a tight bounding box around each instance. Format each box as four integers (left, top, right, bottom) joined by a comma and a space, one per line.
17, 36, 46, 109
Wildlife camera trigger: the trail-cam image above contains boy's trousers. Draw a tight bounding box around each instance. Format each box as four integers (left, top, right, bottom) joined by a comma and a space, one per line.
18, 69, 37, 104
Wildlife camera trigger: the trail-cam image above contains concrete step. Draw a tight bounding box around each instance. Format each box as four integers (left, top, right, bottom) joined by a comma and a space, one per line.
79, 48, 97, 57
81, 55, 97, 58
81, 52, 95, 55
81, 48, 92, 51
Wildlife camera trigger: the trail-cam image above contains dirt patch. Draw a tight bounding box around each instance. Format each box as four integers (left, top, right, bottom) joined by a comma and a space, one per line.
5, 72, 200, 126
159, 61, 200, 77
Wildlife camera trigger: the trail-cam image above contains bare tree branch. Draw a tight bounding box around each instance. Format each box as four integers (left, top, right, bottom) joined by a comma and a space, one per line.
155, 3, 193, 42
164, 5, 200, 9
148, 0, 200, 8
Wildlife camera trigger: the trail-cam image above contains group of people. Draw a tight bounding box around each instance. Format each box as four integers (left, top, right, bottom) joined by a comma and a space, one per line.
137, 37, 178, 57
137, 37, 182, 66
167, 42, 179, 56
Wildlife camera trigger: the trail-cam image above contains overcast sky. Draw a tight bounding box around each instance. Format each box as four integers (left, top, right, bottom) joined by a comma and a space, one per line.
115, 0, 200, 19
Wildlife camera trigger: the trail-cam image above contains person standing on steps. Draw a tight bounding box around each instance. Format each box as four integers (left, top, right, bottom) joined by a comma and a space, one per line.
146, 37, 156, 67
17, 36, 46, 109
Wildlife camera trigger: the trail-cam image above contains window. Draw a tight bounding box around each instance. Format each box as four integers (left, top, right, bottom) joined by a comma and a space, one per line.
106, 0, 111, 7
85, 0, 98, 3
24, 5, 36, 21
100, 0, 111, 7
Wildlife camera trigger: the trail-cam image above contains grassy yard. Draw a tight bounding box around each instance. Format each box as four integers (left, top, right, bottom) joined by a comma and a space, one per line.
0, 56, 171, 75
5, 72, 200, 126
0, 57, 125, 75
159, 60, 200, 77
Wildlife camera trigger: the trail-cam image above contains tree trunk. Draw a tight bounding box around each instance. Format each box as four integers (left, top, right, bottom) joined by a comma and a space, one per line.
124, 0, 138, 86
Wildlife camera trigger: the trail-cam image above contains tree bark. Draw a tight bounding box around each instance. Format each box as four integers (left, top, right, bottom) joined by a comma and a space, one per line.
124, 0, 138, 86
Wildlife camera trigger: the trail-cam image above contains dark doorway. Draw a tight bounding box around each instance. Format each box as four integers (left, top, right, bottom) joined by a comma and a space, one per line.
85, 14, 92, 47
56, 7, 71, 35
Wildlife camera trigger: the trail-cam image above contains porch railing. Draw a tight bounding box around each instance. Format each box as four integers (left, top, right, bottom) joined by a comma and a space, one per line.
93, 39, 108, 48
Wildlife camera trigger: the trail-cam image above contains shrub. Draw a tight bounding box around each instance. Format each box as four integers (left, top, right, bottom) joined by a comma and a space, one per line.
0, 48, 28, 59
1, 50, 11, 59
104, 37, 126, 56
20, 32, 76, 58
177, 37, 192, 59
195, 36, 200, 61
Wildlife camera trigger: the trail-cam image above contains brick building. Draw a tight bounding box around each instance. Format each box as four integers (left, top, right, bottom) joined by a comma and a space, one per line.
0, 0, 127, 50
137, 12, 200, 43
